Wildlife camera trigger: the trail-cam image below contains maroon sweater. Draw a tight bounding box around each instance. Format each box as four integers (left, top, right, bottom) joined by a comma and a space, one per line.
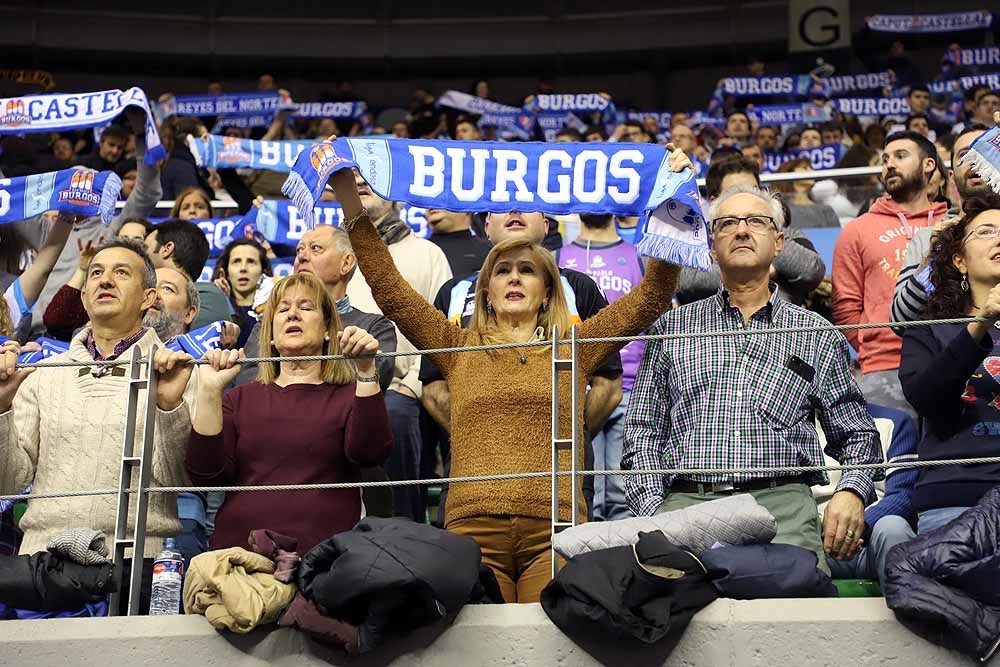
187, 382, 393, 553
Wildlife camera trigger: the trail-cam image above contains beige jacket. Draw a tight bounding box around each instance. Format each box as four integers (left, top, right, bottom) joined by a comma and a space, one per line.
183, 547, 295, 633
0, 327, 196, 555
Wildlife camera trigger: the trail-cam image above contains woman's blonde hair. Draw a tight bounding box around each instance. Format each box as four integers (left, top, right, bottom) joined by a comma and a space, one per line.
0, 302, 14, 338
170, 187, 213, 218
256, 273, 355, 385
467, 238, 571, 345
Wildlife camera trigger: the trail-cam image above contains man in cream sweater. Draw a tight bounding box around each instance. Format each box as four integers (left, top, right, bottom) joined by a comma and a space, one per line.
0, 238, 198, 560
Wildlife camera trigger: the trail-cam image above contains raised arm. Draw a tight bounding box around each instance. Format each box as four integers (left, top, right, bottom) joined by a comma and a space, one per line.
329, 167, 462, 375
112, 109, 163, 233
16, 213, 74, 307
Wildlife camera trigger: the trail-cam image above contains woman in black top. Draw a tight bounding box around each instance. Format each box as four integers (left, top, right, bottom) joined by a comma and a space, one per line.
900, 193, 1000, 533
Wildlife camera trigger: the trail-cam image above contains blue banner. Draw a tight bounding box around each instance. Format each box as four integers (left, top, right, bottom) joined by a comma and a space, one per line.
0, 168, 121, 224
282, 138, 709, 269
749, 103, 833, 126
762, 144, 847, 174
928, 72, 1000, 95
187, 134, 315, 172
293, 101, 366, 119
719, 76, 816, 98
157, 91, 295, 119
0, 87, 165, 164
866, 11, 994, 33
822, 72, 895, 97
834, 98, 910, 116
951, 46, 1000, 68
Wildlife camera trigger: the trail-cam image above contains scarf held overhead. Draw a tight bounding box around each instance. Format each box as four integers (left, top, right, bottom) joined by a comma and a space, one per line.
961, 125, 1000, 196
866, 11, 995, 33
0, 88, 165, 164
0, 168, 122, 224
187, 134, 315, 172
282, 138, 709, 269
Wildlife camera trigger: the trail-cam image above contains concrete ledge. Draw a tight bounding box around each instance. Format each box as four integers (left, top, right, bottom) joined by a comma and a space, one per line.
0, 599, 972, 666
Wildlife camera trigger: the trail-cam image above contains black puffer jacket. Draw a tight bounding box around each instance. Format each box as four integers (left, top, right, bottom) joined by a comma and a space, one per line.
884, 487, 1000, 662
0, 552, 114, 611
297, 517, 501, 653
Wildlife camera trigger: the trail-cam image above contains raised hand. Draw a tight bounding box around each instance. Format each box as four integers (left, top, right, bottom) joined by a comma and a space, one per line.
0, 340, 34, 413
338, 326, 379, 376
152, 348, 194, 411
200, 348, 245, 391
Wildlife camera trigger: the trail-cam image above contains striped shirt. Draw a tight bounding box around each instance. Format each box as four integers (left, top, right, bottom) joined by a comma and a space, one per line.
622, 288, 882, 517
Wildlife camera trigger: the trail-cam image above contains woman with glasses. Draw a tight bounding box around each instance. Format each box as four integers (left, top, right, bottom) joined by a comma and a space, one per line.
899, 193, 1000, 534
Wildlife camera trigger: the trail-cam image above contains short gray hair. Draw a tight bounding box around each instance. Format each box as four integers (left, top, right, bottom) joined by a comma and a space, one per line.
89, 237, 157, 290
313, 225, 358, 282
707, 185, 785, 231
185, 275, 200, 314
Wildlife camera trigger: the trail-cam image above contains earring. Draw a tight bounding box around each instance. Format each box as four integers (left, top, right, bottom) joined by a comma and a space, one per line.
486, 302, 495, 317
541, 302, 549, 313
324, 334, 330, 341
961, 274, 969, 292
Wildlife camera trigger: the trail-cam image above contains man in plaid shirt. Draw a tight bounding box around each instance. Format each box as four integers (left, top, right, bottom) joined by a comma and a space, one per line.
623, 185, 883, 573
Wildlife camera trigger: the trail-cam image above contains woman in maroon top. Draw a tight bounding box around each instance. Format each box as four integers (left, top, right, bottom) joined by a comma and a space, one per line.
186, 272, 393, 553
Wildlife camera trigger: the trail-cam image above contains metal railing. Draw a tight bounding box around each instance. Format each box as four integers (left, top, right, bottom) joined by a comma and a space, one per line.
5, 315, 999, 614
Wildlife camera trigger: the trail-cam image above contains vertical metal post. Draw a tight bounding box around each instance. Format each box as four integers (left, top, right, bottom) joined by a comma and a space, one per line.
108, 345, 159, 616
550, 326, 580, 578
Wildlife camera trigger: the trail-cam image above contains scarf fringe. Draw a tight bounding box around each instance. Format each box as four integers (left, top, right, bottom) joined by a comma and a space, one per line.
635, 234, 712, 272
98, 173, 123, 225
280, 171, 317, 229
964, 145, 1000, 196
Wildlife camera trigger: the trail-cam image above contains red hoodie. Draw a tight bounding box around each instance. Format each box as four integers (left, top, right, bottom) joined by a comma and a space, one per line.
832, 196, 948, 374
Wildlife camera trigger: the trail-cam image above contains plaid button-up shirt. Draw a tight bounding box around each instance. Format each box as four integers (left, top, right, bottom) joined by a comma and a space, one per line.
622, 288, 882, 517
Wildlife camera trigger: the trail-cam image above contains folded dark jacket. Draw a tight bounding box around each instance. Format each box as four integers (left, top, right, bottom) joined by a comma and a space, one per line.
0, 552, 114, 611
698, 544, 837, 599
541, 531, 718, 646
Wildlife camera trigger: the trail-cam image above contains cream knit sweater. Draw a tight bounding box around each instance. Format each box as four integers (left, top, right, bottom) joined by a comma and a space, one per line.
0, 327, 196, 555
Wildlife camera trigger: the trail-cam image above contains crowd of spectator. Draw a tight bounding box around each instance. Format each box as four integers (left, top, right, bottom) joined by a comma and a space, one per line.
0, 34, 999, 627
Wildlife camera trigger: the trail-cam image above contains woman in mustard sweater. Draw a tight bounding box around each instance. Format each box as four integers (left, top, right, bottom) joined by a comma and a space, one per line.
329, 148, 688, 603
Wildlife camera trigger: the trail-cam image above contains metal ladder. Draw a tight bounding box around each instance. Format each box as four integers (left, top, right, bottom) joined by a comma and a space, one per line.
550, 326, 580, 577
108, 345, 160, 616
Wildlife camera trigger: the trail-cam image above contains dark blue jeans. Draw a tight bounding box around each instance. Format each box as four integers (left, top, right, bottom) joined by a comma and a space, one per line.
384, 390, 425, 523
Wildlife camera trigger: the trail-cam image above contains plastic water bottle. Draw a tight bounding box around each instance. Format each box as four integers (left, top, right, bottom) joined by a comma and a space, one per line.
149, 538, 184, 615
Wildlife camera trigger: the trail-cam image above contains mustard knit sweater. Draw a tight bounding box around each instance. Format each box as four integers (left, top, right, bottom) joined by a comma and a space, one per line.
350, 218, 679, 524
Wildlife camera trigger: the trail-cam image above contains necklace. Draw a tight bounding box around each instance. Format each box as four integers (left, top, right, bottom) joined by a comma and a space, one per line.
517, 326, 546, 365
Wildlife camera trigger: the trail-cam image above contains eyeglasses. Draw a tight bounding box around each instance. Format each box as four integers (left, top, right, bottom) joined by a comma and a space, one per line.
963, 225, 1000, 243
711, 215, 778, 235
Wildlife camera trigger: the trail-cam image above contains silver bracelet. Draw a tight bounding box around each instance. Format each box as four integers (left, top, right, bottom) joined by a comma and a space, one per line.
342, 210, 369, 232
355, 373, 380, 383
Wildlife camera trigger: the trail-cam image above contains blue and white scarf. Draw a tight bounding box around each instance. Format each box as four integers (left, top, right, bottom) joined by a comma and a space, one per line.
157, 91, 296, 119
718, 76, 817, 99
244, 199, 431, 247
834, 98, 911, 116
948, 46, 1000, 68
211, 101, 366, 132
186, 134, 314, 172
165, 321, 225, 357
436, 91, 535, 139
530, 94, 617, 128
866, 11, 994, 33
282, 138, 709, 269
294, 102, 366, 120
929, 72, 1000, 95
0, 336, 69, 364
821, 72, 895, 97
749, 103, 833, 126
0, 168, 122, 224
762, 144, 847, 174
0, 87, 165, 164
961, 125, 1000, 196
624, 111, 673, 132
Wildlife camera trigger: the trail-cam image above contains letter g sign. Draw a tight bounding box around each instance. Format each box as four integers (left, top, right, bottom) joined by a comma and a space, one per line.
789, 0, 849, 52
800, 6, 839, 47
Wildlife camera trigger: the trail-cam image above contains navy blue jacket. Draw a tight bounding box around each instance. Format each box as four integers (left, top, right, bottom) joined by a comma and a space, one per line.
899, 323, 1000, 512
884, 487, 1000, 662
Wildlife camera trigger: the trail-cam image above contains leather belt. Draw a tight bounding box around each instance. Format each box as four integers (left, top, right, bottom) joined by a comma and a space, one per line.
669, 475, 809, 495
